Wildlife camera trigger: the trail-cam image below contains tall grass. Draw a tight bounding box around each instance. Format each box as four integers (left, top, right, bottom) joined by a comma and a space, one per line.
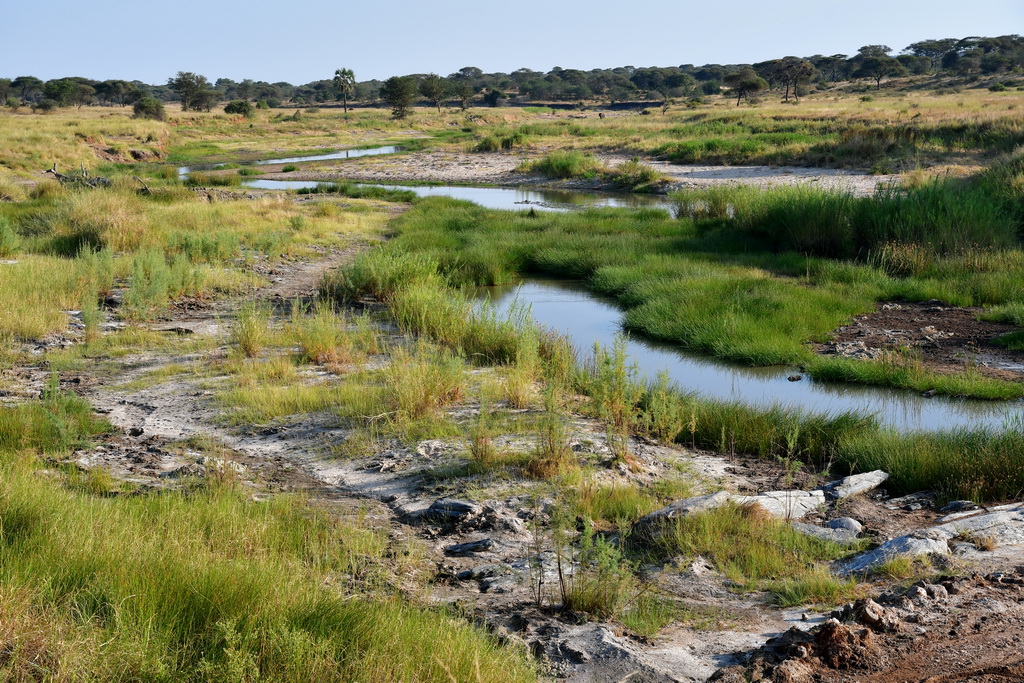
0, 459, 538, 681
641, 504, 859, 605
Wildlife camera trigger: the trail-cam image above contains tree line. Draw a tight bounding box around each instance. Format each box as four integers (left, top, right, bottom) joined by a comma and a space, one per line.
2, 34, 1021, 116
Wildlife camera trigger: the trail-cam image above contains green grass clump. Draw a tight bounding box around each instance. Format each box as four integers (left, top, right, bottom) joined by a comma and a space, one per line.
231, 301, 272, 358
525, 150, 605, 179
839, 422, 1024, 503
807, 353, 1024, 400
0, 382, 110, 455
605, 158, 667, 192
296, 182, 417, 202
642, 504, 860, 605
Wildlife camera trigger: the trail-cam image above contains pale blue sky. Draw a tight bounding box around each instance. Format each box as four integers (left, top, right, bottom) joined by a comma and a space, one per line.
2, 0, 1021, 83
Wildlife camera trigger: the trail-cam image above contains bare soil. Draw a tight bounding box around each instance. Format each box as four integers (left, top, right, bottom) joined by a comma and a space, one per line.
816, 301, 1024, 383
712, 571, 1024, 683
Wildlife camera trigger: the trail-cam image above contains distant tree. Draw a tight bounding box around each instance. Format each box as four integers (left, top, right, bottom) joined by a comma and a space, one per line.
857, 45, 892, 57
724, 69, 768, 106
379, 76, 417, 118
69, 82, 96, 109
12, 76, 43, 100
224, 100, 255, 118
133, 97, 166, 121
853, 55, 907, 89
419, 74, 450, 112
897, 54, 932, 75
763, 57, 815, 101
333, 68, 355, 112
904, 38, 959, 61
43, 79, 75, 106
236, 79, 256, 101
168, 71, 210, 111
0, 79, 11, 102
482, 89, 507, 107
453, 80, 474, 110
192, 89, 220, 112
454, 66, 484, 81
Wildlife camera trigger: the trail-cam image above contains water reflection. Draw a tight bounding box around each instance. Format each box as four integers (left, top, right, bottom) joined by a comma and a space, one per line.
472, 279, 1018, 432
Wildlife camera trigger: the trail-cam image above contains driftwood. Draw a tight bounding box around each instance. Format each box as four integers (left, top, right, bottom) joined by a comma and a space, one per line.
133, 176, 152, 195
44, 163, 112, 189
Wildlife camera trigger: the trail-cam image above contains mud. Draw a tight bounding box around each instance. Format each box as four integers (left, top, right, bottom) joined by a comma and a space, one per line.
816, 301, 1024, 383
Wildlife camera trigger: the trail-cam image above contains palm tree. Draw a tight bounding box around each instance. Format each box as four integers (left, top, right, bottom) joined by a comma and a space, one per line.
333, 68, 356, 113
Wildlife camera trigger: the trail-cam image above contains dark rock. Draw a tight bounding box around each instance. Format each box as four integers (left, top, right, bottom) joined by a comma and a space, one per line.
939, 500, 980, 513
427, 498, 481, 520
787, 374, 803, 382
444, 538, 494, 556
128, 427, 144, 437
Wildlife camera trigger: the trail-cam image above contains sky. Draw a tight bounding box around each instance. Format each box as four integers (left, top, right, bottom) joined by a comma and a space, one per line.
2, 0, 1022, 84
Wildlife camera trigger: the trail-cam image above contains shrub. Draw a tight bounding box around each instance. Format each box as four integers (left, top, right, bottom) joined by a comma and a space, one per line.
5, 97, 19, 111
133, 97, 166, 121
224, 100, 255, 118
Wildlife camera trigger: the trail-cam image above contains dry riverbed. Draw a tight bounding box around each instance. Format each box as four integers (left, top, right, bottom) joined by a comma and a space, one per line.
256, 149, 898, 197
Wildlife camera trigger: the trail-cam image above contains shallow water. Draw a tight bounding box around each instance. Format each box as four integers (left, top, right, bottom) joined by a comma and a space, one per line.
176, 145, 403, 179
252, 145, 403, 165
178, 146, 674, 211
473, 279, 1020, 432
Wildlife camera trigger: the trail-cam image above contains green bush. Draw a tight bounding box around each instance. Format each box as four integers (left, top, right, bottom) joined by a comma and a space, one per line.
224, 100, 255, 118
132, 97, 166, 121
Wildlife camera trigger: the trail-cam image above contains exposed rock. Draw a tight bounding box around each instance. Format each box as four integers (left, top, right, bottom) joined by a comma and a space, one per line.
457, 563, 506, 581
444, 538, 494, 555
426, 498, 481, 520
732, 490, 826, 518
840, 529, 950, 574
636, 489, 825, 530
939, 500, 980, 513
827, 517, 863, 534
840, 504, 1024, 574
884, 491, 936, 511
821, 470, 888, 500
792, 522, 860, 544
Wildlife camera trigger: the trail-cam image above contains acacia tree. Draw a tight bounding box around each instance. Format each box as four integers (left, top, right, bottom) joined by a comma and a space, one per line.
168, 71, 210, 111
12, 76, 42, 100
774, 57, 815, 101
724, 69, 768, 106
419, 73, 450, 113
453, 80, 474, 110
379, 76, 417, 118
333, 68, 355, 112
854, 55, 906, 89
